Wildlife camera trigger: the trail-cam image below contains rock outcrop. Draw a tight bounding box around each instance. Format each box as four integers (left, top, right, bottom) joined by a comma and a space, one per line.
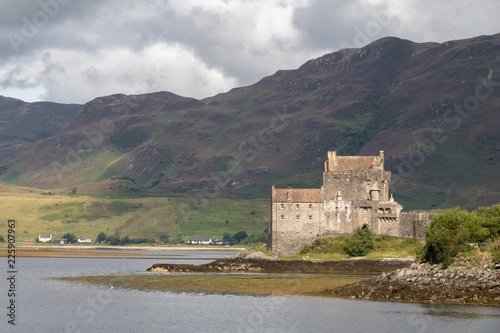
147, 257, 412, 274
327, 262, 500, 305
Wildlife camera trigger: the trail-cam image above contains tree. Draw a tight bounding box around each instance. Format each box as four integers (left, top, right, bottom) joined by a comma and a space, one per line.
96, 232, 107, 243
120, 236, 131, 245
345, 227, 375, 256
71, 188, 77, 195
473, 204, 500, 239
106, 234, 120, 245
422, 207, 491, 268
0, 234, 4, 243
222, 232, 236, 245
159, 234, 170, 244
62, 233, 77, 244
233, 231, 248, 243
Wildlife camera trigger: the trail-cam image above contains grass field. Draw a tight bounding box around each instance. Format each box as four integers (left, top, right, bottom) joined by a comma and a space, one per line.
0, 184, 269, 243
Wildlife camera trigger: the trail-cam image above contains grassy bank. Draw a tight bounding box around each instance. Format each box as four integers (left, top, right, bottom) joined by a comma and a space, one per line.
56, 273, 370, 297
289, 235, 424, 261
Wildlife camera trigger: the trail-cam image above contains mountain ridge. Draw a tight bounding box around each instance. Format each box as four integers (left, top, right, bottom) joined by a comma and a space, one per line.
1, 33, 500, 210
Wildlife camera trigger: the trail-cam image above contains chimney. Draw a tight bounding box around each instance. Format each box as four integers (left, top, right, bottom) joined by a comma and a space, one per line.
379, 150, 384, 171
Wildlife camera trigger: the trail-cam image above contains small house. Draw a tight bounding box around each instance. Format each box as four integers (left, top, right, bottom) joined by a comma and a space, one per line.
39, 235, 52, 243
53, 238, 67, 245
187, 237, 214, 245
77, 236, 91, 243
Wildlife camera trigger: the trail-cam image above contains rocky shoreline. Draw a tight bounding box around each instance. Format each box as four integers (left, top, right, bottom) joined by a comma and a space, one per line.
147, 250, 500, 305
147, 252, 413, 274
325, 262, 500, 305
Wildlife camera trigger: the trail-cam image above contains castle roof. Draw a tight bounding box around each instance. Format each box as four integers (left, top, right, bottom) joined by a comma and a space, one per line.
333, 156, 381, 172
272, 188, 322, 203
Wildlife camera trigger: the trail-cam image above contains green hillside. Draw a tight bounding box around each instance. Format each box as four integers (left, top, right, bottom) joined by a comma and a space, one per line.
0, 182, 268, 243
0, 96, 80, 161
1, 34, 500, 212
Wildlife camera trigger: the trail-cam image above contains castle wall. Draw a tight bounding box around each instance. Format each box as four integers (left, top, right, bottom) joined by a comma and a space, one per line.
270, 201, 324, 255
322, 170, 391, 201
400, 211, 433, 239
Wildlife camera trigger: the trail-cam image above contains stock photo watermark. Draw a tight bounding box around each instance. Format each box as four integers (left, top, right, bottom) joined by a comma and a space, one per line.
6, 219, 17, 326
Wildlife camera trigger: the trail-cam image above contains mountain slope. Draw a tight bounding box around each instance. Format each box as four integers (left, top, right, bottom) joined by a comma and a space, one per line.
1, 34, 500, 210
0, 96, 81, 161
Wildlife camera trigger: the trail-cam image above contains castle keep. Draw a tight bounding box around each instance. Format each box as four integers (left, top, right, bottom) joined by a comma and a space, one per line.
269, 151, 431, 255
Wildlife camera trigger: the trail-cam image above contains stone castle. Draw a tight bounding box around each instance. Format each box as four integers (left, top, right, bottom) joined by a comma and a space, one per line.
269, 151, 431, 255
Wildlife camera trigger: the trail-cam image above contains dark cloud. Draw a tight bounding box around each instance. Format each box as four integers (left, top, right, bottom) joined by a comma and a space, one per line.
293, 0, 401, 50
0, 0, 499, 103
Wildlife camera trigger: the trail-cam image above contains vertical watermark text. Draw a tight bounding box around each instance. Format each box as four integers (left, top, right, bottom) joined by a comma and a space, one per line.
6, 219, 17, 326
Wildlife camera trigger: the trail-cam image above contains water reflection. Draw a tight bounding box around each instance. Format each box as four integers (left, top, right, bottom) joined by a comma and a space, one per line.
1, 252, 499, 333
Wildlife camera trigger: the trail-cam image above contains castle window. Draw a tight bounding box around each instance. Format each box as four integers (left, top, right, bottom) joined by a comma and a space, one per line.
281, 204, 284, 209
335, 207, 339, 211
386, 208, 392, 214
309, 204, 312, 209
296, 204, 300, 209
345, 207, 348, 211
296, 232, 299, 236
280, 215, 284, 220
281, 232, 284, 236
309, 215, 312, 220
296, 215, 300, 220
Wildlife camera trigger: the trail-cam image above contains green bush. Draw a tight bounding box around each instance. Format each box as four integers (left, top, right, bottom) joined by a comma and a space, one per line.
345, 227, 375, 256
421, 206, 498, 268
62, 233, 77, 244
492, 245, 500, 263
300, 237, 348, 255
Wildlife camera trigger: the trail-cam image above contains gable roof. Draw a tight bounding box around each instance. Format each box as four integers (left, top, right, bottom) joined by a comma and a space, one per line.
333, 156, 381, 172
272, 188, 322, 203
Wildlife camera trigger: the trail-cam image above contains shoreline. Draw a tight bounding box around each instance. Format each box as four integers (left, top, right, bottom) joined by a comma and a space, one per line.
323, 262, 500, 306
3, 245, 245, 252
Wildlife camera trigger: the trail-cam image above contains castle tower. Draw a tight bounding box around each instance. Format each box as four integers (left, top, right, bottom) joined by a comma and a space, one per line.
322, 151, 391, 201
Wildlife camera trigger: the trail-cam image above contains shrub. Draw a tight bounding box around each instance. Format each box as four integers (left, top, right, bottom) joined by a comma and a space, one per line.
492, 245, 500, 263
62, 233, 77, 244
421, 206, 495, 268
345, 227, 375, 256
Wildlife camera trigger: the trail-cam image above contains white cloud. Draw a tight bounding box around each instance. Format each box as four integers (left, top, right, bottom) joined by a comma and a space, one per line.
0, 0, 499, 104
3, 43, 238, 103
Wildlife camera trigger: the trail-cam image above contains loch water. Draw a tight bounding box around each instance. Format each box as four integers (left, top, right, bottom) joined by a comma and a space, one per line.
1, 250, 499, 332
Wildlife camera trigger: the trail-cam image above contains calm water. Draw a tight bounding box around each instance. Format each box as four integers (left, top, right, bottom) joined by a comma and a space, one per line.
1, 250, 499, 332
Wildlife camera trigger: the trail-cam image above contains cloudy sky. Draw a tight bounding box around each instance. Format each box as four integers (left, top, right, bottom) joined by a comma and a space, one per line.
1, 0, 499, 104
